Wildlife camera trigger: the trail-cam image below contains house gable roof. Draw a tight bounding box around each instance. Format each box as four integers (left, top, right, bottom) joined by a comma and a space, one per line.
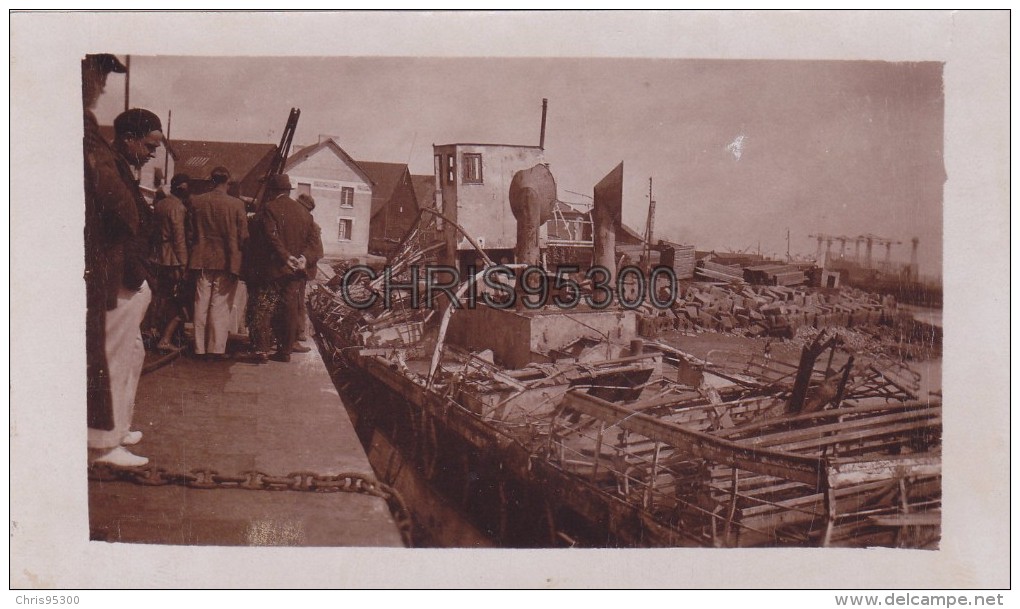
285, 139, 375, 187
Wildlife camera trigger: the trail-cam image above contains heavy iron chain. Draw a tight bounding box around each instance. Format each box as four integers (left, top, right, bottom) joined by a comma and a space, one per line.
88, 463, 415, 548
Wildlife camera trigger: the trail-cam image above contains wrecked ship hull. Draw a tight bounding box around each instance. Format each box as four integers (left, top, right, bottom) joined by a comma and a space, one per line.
307, 215, 941, 548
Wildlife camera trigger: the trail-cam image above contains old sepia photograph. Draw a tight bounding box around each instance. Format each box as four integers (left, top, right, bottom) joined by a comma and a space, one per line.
10, 10, 1010, 590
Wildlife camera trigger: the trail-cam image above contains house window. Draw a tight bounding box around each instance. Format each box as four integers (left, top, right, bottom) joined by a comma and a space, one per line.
434, 154, 442, 188
462, 153, 483, 184
297, 182, 311, 198
337, 218, 353, 241
446, 154, 455, 185
340, 186, 354, 208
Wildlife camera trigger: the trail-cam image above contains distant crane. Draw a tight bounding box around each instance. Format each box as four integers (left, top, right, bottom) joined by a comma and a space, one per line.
854, 235, 866, 265
874, 235, 903, 269
808, 233, 858, 266
857, 234, 902, 269
835, 236, 852, 260
808, 233, 838, 265
811, 231, 905, 271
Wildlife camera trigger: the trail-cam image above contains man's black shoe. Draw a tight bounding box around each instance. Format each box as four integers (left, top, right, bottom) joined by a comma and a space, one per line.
270, 352, 291, 363
245, 352, 269, 364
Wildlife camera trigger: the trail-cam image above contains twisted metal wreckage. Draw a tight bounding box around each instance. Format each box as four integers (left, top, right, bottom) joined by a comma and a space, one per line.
309, 202, 942, 549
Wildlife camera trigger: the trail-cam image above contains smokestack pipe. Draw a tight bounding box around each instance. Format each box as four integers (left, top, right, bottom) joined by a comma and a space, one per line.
124, 55, 130, 112
539, 98, 548, 150
593, 163, 624, 290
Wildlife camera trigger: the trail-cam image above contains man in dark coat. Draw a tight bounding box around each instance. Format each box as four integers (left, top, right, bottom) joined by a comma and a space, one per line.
187, 166, 248, 358
85, 102, 163, 467
290, 193, 320, 353
83, 53, 126, 444
249, 174, 323, 363
150, 173, 191, 351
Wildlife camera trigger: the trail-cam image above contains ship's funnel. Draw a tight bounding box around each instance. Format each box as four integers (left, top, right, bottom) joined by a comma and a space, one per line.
509, 163, 557, 266
540, 98, 548, 150
593, 162, 624, 287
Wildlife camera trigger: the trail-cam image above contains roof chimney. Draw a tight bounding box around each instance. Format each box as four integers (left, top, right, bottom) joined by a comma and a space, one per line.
539, 99, 548, 150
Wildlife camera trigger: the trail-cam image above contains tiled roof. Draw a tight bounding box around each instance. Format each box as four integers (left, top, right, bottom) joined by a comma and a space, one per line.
169, 139, 276, 182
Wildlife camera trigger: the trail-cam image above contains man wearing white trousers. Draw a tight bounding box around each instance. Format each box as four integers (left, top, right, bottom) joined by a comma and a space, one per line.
85, 96, 164, 467
188, 166, 248, 358
86, 283, 151, 454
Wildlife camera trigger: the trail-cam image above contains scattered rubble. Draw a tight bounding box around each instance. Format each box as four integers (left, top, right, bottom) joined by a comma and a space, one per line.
633, 280, 939, 361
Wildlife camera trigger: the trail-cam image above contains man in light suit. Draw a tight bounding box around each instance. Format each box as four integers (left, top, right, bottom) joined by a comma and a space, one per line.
187, 166, 248, 359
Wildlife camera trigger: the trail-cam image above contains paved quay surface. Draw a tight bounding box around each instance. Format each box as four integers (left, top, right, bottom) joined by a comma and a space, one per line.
88, 341, 405, 547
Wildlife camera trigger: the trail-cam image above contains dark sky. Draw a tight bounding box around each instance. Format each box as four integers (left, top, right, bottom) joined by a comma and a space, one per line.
95, 56, 944, 275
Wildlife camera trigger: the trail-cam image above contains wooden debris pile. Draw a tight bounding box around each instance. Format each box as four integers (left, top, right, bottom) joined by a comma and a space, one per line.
546, 389, 941, 548
637, 282, 902, 339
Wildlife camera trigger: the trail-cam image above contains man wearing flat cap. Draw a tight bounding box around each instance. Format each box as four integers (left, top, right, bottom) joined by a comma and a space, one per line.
247, 174, 323, 363
188, 166, 249, 360
84, 102, 163, 467
82, 54, 127, 161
